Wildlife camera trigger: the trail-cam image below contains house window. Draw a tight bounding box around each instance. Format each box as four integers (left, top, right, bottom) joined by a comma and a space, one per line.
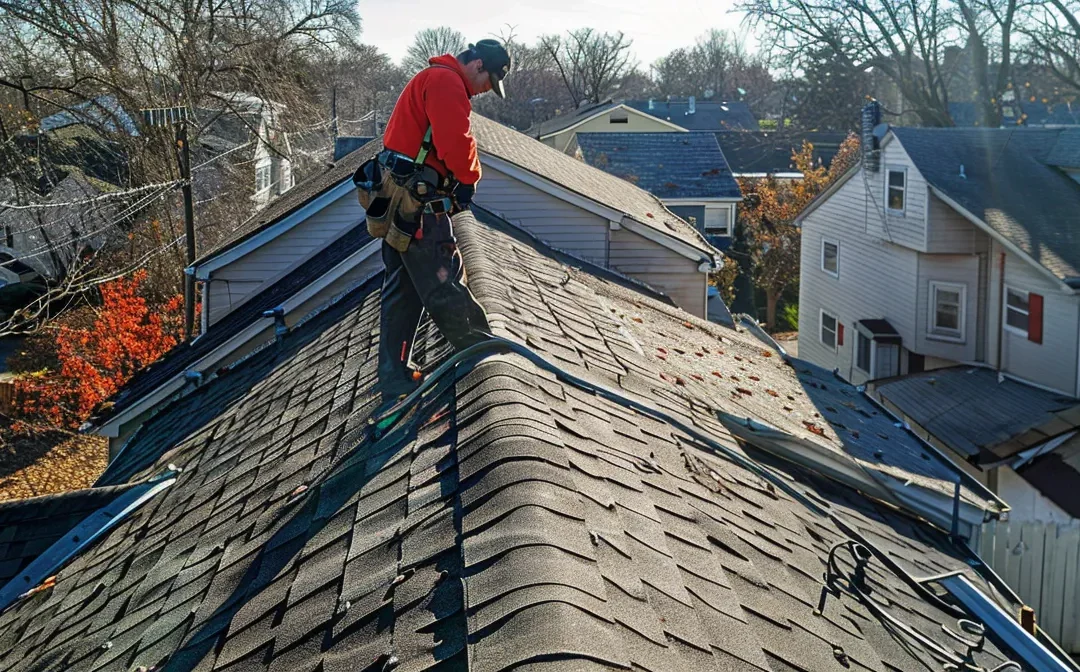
609, 109, 629, 124
1005, 287, 1030, 335
820, 310, 838, 350
255, 164, 271, 193
856, 332, 872, 372
886, 168, 906, 213
703, 206, 730, 235
929, 281, 966, 340
821, 239, 839, 277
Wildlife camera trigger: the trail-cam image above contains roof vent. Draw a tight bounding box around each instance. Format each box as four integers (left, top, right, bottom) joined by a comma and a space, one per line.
263, 306, 287, 344
959, 164, 967, 179
648, 98, 655, 110
688, 96, 696, 115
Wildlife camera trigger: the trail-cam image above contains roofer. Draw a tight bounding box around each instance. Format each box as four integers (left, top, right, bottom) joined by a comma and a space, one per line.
352, 39, 512, 416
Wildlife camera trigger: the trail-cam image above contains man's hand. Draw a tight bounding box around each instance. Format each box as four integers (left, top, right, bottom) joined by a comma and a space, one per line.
453, 182, 475, 208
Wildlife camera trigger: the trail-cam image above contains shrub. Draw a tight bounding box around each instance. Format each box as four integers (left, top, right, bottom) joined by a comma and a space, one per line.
14, 270, 184, 429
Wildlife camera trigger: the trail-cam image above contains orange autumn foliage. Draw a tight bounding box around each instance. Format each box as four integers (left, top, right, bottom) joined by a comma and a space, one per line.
15, 270, 186, 429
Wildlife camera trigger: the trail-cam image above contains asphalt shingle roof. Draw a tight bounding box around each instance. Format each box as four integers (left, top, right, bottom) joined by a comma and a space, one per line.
470, 114, 716, 258
892, 126, 1080, 280
715, 131, 849, 175
93, 223, 374, 426
575, 132, 741, 200
625, 100, 758, 131
0, 209, 1030, 671
871, 366, 1080, 462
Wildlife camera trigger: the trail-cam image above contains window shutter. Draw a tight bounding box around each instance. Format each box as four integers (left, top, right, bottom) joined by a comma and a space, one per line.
838, 322, 845, 347
1028, 293, 1044, 344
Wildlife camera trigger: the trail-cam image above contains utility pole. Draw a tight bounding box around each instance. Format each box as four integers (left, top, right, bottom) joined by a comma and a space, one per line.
176, 121, 195, 341
143, 105, 196, 341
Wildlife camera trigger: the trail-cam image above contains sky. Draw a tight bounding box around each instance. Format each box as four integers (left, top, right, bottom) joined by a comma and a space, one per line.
355, 0, 752, 69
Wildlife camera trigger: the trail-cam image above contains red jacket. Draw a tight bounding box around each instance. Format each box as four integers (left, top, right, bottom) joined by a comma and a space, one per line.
383, 54, 482, 185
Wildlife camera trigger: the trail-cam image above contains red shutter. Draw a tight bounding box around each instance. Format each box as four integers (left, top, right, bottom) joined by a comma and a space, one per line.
1028, 293, 1044, 344
838, 322, 845, 347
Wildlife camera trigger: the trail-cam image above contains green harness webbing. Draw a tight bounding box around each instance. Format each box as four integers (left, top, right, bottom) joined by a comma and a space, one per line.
414, 126, 433, 165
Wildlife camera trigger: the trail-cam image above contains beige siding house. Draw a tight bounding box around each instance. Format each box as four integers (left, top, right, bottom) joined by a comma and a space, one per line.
796, 124, 1080, 524
529, 101, 686, 153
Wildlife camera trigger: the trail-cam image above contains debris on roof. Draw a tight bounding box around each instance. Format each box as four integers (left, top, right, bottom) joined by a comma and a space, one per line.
0, 209, 1038, 671
625, 99, 759, 131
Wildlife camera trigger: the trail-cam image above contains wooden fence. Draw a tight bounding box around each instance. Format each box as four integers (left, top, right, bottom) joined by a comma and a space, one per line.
979, 520, 1080, 653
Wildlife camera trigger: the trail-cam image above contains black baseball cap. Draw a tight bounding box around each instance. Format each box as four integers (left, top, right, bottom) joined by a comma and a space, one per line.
471, 39, 511, 98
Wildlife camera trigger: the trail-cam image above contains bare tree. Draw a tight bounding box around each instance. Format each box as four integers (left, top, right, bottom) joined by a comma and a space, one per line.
1023, 0, 1080, 91
541, 29, 636, 106
402, 27, 467, 75
739, 0, 959, 126
653, 30, 774, 106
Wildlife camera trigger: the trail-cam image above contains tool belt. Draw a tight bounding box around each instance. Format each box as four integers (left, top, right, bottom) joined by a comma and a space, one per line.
352, 127, 456, 253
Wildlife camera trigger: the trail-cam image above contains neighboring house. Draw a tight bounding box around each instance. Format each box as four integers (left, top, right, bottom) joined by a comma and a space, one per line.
37, 94, 140, 137
93, 115, 720, 450
572, 132, 741, 250
2, 188, 1064, 670
797, 123, 1080, 522
715, 130, 849, 179
528, 100, 687, 153
625, 97, 759, 131
197, 93, 295, 209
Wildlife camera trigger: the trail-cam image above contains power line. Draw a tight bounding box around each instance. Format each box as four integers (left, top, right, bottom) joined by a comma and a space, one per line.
0, 180, 183, 211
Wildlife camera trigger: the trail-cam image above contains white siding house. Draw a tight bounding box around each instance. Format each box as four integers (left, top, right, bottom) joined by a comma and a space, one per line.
797, 123, 1080, 525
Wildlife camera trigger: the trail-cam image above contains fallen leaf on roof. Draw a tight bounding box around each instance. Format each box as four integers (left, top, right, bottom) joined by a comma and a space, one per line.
766, 389, 779, 397
734, 356, 743, 361
736, 387, 753, 396
646, 212, 654, 218
761, 350, 773, 357
675, 377, 686, 386
657, 347, 667, 354
692, 374, 704, 382
712, 371, 723, 377
783, 405, 794, 411
632, 316, 643, 323
683, 321, 694, 329
730, 375, 740, 381
749, 376, 760, 381
802, 421, 826, 436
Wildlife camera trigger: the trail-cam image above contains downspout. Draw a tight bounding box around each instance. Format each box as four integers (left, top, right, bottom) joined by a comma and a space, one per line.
996, 251, 1005, 370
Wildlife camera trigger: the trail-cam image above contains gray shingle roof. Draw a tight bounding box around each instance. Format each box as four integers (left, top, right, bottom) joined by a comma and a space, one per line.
470, 114, 717, 258
625, 99, 758, 131
1047, 129, 1080, 169
871, 366, 1080, 462
892, 126, 1080, 280
575, 132, 741, 200
0, 209, 1034, 671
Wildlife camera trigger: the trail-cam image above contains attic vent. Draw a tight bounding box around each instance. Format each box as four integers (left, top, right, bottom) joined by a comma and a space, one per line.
609, 109, 629, 124
0, 471, 179, 611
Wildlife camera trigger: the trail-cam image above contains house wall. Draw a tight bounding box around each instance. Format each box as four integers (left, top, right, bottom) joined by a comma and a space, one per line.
609, 226, 706, 318
863, 137, 928, 251
475, 166, 610, 266
996, 466, 1076, 523
665, 202, 736, 251
206, 188, 364, 325
914, 254, 981, 364
986, 240, 1080, 396
544, 109, 681, 153
798, 168, 921, 383
925, 194, 982, 254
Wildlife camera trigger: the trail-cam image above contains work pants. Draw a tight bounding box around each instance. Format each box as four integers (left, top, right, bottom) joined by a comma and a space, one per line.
377, 212, 490, 398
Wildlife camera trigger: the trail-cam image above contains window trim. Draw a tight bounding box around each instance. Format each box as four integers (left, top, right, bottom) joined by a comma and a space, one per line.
821, 238, 840, 278
255, 163, 272, 194
703, 205, 730, 235
855, 331, 873, 373
1003, 286, 1030, 337
928, 281, 967, 342
885, 166, 907, 215
820, 309, 838, 351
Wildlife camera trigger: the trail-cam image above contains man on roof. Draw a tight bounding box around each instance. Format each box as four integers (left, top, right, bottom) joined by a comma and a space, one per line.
358, 39, 512, 415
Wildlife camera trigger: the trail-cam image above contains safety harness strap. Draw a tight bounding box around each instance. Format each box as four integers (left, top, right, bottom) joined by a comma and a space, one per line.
414, 126, 433, 165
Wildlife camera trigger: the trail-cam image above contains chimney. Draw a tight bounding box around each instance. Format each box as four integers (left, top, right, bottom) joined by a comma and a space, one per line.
861, 100, 883, 172
688, 96, 696, 115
